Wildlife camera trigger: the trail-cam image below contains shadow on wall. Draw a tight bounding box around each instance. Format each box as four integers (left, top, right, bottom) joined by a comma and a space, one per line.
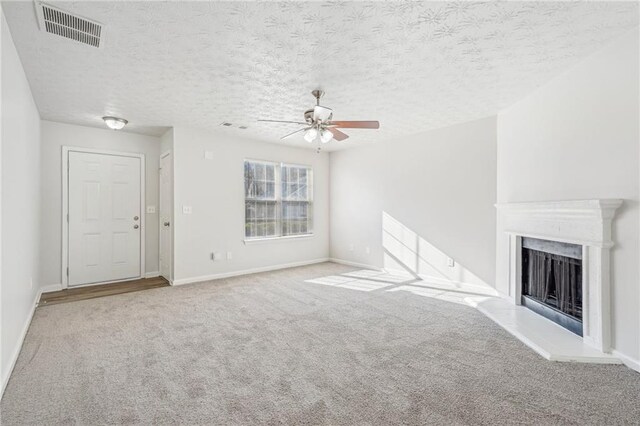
382, 212, 490, 289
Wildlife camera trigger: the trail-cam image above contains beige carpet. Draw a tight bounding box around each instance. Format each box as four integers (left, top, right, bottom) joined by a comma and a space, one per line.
2, 262, 639, 425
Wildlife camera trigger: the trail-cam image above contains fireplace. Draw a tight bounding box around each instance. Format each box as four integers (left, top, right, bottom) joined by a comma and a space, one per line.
521, 238, 582, 336
496, 199, 622, 355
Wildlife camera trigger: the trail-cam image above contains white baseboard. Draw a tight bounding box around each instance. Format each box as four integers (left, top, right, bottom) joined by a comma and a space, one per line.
330, 260, 500, 296
328, 258, 382, 270
415, 274, 500, 296
612, 350, 640, 374
172, 258, 330, 286
145, 271, 160, 279
1, 286, 43, 398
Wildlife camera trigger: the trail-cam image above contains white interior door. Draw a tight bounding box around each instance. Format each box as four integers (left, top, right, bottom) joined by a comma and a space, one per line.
68, 151, 142, 286
159, 152, 172, 281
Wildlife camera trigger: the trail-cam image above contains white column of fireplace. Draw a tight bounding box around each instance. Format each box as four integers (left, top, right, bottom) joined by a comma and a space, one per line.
496, 199, 622, 354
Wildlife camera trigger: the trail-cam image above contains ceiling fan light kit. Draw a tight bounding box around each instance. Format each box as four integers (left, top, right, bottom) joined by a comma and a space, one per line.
304, 128, 318, 143
320, 129, 333, 144
258, 90, 380, 145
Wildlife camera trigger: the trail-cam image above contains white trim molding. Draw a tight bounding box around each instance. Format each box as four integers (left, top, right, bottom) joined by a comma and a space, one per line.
1, 293, 38, 397
496, 199, 622, 357
172, 258, 330, 286
496, 199, 622, 248
1, 284, 50, 397
612, 350, 640, 374
244, 233, 315, 244
328, 258, 383, 271
159, 149, 173, 283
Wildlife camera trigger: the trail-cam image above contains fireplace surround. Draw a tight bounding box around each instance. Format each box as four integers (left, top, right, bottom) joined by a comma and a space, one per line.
496, 199, 622, 354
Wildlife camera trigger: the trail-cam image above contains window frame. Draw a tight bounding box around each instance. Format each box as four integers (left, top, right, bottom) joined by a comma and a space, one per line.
243, 159, 314, 242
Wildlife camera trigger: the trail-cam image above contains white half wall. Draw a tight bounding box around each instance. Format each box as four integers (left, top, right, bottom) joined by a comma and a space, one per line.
1, 10, 41, 393
39, 121, 162, 287
160, 127, 174, 154
171, 127, 329, 283
329, 116, 497, 288
496, 28, 640, 366
159, 128, 174, 281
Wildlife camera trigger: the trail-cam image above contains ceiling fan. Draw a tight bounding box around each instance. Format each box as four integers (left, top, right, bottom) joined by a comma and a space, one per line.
258, 90, 380, 143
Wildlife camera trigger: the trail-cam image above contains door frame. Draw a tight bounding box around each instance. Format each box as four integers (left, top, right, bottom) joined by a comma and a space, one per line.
61, 146, 146, 289
159, 150, 173, 283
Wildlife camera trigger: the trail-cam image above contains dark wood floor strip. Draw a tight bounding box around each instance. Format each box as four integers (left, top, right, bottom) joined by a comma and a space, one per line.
39, 276, 170, 306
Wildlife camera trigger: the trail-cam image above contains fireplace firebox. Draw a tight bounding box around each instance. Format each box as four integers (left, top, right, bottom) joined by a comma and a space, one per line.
521, 237, 583, 336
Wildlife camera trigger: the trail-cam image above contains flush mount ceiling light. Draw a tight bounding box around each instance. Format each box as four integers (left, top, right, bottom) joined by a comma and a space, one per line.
102, 116, 128, 130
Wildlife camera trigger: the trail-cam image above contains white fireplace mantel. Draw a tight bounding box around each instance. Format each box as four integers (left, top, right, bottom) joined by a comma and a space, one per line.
494, 199, 622, 359
495, 199, 622, 248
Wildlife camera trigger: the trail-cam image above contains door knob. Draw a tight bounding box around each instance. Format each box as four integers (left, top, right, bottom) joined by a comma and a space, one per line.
164, 221, 170, 227
134, 224, 139, 229
134, 216, 139, 221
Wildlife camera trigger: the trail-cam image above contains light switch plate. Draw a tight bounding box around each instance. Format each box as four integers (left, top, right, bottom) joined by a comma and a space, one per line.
146, 205, 156, 214
182, 205, 192, 214
447, 258, 455, 267
204, 151, 214, 160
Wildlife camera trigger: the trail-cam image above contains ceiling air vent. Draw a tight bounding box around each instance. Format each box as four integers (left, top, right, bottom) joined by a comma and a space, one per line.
35, 1, 103, 48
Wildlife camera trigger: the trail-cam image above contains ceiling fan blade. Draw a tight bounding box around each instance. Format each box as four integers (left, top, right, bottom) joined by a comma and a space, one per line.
328, 128, 349, 141
280, 127, 310, 140
259, 119, 309, 125
329, 120, 380, 129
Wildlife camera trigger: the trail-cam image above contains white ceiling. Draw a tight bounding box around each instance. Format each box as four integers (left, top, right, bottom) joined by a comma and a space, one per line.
3, 1, 638, 151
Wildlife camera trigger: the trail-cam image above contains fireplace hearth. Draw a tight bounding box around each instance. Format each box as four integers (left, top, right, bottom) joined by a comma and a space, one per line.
521, 238, 582, 336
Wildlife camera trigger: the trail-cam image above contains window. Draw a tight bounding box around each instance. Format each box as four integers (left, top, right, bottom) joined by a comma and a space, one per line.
244, 160, 313, 240
281, 164, 312, 236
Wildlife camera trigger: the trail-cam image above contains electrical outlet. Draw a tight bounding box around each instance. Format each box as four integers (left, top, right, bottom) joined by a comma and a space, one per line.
227, 251, 233, 260
447, 257, 455, 267
182, 205, 192, 214
146, 205, 156, 214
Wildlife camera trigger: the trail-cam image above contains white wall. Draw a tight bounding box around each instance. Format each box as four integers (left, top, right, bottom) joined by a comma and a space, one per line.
160, 127, 173, 154
171, 127, 330, 283
159, 128, 174, 281
39, 121, 162, 287
496, 29, 640, 367
330, 117, 497, 288
1, 11, 41, 393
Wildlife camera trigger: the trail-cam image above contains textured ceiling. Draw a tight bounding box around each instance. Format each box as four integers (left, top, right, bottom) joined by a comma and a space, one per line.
3, 1, 638, 150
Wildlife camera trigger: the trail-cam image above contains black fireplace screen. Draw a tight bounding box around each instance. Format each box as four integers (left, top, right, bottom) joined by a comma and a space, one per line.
522, 248, 582, 320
